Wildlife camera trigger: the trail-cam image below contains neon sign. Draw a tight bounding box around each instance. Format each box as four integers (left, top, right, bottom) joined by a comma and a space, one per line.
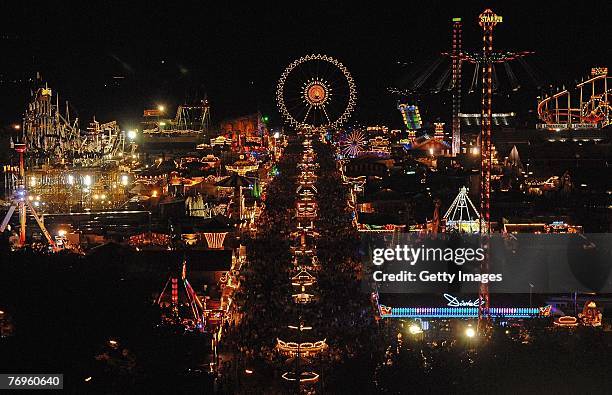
379, 305, 544, 319
443, 293, 485, 307
591, 67, 608, 76
480, 14, 503, 24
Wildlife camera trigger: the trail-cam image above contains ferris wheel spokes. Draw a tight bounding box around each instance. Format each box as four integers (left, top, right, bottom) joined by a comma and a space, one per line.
276, 54, 357, 129
321, 106, 331, 124
303, 105, 313, 124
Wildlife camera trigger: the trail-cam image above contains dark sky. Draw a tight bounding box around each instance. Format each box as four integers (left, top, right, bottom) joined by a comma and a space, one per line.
0, 0, 610, 130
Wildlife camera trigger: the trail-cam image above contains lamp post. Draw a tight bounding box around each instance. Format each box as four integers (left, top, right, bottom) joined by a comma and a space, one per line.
288, 321, 312, 392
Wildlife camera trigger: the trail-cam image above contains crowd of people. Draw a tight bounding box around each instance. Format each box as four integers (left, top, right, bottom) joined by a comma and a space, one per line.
221, 133, 381, 392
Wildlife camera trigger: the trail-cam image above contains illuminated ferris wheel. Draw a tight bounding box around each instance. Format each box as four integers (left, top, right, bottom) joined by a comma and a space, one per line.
276, 54, 357, 129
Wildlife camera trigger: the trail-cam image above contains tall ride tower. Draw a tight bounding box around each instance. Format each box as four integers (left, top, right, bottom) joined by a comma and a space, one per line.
478, 9, 502, 234
451, 17, 462, 157
458, 9, 529, 230
477, 8, 502, 331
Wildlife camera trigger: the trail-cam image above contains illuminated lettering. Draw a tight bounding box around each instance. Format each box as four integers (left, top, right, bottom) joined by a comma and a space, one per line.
480, 15, 503, 23
443, 293, 485, 307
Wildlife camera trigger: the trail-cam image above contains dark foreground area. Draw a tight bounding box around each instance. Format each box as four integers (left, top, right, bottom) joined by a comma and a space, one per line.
0, 247, 215, 393
1, 246, 611, 394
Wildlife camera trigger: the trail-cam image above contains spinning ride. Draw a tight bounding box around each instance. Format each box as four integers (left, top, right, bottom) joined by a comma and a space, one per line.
340, 130, 367, 157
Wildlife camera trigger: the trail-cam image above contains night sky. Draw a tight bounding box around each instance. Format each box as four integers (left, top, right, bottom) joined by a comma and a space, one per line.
0, 1, 610, 129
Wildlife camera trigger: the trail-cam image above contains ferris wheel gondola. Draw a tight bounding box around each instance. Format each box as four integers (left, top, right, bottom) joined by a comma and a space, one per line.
276, 54, 356, 130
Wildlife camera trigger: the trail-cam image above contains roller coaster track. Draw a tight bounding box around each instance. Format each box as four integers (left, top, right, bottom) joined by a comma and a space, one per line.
537, 69, 611, 129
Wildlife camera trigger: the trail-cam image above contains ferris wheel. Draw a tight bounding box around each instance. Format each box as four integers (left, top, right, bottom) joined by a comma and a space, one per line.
276, 54, 357, 129
340, 130, 367, 157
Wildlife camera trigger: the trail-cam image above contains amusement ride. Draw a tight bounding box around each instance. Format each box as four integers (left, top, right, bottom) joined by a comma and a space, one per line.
276, 54, 357, 129
537, 67, 611, 129
339, 130, 367, 158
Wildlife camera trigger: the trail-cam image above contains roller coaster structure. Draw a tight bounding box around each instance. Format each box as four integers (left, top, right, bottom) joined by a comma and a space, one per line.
22, 84, 127, 166
537, 67, 610, 130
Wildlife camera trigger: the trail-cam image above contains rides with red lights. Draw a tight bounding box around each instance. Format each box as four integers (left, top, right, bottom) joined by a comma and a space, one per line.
157, 260, 206, 333
553, 316, 578, 327
553, 300, 603, 328
579, 300, 603, 327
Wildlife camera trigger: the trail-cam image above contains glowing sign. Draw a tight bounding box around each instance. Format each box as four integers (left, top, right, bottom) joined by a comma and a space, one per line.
143, 109, 162, 117
443, 293, 484, 307
480, 14, 503, 24
378, 293, 551, 319
591, 67, 608, 76
380, 305, 544, 319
